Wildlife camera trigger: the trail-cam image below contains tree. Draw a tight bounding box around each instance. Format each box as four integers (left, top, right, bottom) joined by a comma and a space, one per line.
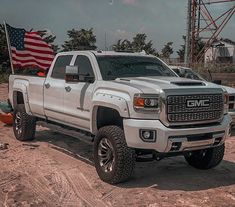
161, 42, 173, 59
113, 39, 132, 51
176, 35, 205, 62
40, 33, 60, 54
177, 36, 186, 62
113, 33, 158, 56
132, 34, 157, 55
0, 24, 9, 68
62, 28, 97, 51
194, 38, 205, 61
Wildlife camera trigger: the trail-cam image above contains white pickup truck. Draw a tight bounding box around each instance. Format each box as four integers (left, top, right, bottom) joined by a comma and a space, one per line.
9, 51, 231, 184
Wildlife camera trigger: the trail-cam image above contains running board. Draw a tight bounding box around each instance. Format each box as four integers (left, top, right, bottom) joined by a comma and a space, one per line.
37, 121, 94, 144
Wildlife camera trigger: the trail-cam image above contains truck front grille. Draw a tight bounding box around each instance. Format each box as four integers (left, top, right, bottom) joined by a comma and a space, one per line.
167, 94, 223, 123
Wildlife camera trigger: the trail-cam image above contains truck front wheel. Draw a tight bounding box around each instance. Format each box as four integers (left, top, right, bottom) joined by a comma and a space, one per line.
184, 144, 225, 169
94, 126, 135, 184
13, 104, 36, 141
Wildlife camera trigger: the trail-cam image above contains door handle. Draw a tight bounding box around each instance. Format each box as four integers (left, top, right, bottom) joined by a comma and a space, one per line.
45, 83, 50, 89
65, 86, 71, 92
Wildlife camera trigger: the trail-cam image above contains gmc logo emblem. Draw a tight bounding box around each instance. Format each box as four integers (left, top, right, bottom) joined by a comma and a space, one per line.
186, 99, 210, 107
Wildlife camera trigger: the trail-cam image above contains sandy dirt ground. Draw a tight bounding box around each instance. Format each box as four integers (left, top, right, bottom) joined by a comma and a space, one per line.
0, 83, 235, 207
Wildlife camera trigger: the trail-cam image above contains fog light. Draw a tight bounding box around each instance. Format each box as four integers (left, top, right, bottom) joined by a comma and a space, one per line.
139, 130, 156, 142
170, 142, 181, 151
143, 131, 151, 139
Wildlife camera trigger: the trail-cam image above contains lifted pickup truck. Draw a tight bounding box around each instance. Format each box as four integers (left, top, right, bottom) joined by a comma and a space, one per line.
9, 51, 231, 184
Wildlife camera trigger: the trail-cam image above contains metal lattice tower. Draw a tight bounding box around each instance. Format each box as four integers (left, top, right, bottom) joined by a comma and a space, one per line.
184, 0, 235, 66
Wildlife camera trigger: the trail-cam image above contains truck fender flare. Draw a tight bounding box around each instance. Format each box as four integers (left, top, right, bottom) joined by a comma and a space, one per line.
12, 82, 32, 115
90, 93, 130, 133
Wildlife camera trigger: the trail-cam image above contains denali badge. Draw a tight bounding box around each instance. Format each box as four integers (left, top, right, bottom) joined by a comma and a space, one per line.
186, 99, 210, 107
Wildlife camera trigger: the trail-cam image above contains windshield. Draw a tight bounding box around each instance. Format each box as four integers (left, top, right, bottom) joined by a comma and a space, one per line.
96, 56, 176, 80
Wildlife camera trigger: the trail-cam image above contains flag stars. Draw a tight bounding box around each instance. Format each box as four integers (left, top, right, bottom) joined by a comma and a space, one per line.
7, 24, 25, 50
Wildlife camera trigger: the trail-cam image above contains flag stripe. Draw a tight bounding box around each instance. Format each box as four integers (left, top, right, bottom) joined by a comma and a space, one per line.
11, 47, 54, 59
11, 52, 54, 62
25, 32, 43, 40
23, 47, 54, 55
12, 58, 50, 68
12, 54, 53, 65
25, 35, 44, 41
24, 38, 50, 46
25, 31, 38, 35
12, 60, 48, 69
13, 62, 48, 70
25, 44, 54, 53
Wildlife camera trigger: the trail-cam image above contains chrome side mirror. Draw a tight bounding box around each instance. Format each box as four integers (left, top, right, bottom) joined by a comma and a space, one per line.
65, 66, 79, 82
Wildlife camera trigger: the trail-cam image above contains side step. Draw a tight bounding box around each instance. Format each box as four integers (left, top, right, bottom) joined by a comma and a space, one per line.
37, 121, 94, 144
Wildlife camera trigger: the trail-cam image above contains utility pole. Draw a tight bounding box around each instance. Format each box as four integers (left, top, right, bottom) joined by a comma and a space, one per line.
184, 0, 235, 66
184, 0, 192, 66
105, 32, 108, 51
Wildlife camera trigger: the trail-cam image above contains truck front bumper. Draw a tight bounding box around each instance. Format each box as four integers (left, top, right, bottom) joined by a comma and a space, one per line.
123, 114, 231, 153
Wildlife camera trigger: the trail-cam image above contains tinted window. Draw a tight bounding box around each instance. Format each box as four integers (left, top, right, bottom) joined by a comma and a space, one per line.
74, 55, 94, 79
51, 55, 73, 79
96, 56, 176, 80
175, 67, 203, 80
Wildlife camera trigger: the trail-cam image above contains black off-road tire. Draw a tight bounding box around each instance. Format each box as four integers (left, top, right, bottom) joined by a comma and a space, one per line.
184, 144, 225, 169
13, 104, 36, 141
94, 126, 135, 184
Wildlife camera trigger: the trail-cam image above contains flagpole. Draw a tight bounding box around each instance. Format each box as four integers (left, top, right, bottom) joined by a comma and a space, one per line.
3, 21, 14, 74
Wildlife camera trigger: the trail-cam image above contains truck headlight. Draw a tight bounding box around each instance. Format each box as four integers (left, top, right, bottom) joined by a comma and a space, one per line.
224, 92, 229, 114
133, 94, 159, 111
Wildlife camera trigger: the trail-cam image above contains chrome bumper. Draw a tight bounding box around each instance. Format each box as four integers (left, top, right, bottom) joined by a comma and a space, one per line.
123, 114, 231, 153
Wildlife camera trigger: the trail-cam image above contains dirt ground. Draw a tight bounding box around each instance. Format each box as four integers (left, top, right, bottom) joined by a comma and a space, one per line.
0, 83, 235, 207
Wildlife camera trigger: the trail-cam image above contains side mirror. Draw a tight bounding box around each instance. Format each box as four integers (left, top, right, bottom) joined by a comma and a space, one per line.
65, 66, 79, 82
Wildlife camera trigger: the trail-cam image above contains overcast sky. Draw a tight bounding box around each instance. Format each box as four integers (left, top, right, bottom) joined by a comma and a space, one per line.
1, 0, 234, 55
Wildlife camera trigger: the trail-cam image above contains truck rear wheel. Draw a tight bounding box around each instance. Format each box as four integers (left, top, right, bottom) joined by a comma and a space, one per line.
94, 126, 135, 184
13, 104, 36, 141
184, 144, 225, 169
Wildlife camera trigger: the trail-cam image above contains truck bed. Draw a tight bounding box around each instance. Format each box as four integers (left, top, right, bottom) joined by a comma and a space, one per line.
9, 75, 46, 118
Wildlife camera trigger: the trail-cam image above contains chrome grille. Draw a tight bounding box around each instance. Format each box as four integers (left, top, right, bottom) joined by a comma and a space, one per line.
167, 94, 223, 123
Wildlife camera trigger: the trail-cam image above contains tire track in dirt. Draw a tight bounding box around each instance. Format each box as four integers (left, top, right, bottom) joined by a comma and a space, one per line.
23, 171, 83, 206
63, 168, 111, 207
0, 173, 20, 187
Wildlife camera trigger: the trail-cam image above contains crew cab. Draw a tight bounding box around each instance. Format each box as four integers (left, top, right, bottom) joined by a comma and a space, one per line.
9, 51, 231, 184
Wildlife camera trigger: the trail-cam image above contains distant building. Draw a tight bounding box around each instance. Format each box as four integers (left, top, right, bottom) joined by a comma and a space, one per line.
205, 39, 235, 64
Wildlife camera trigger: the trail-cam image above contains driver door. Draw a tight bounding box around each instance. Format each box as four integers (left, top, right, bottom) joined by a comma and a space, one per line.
63, 55, 96, 130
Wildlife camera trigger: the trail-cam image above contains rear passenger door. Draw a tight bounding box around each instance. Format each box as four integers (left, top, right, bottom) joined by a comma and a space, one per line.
44, 55, 73, 123
63, 54, 96, 130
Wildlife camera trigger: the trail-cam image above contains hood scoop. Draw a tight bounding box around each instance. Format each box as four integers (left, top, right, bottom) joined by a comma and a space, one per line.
171, 81, 206, 86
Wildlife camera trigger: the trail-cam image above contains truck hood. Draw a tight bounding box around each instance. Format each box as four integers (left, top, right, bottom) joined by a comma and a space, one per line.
114, 76, 218, 93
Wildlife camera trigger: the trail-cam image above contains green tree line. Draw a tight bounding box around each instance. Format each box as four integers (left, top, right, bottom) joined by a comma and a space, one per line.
0, 24, 205, 67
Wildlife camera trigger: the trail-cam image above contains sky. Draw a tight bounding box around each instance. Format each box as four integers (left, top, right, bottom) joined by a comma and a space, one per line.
0, 0, 234, 55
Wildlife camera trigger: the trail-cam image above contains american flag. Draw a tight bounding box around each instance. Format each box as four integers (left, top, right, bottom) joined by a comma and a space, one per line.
6, 24, 54, 70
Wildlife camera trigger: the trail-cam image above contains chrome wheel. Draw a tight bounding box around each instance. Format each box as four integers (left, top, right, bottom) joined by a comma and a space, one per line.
98, 138, 115, 173
15, 112, 22, 135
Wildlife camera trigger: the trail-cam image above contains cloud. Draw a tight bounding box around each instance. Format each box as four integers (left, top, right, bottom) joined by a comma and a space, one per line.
114, 29, 132, 40
122, 0, 136, 5
108, 0, 114, 5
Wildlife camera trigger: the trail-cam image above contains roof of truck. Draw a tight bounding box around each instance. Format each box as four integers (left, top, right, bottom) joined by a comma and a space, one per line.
57, 50, 155, 57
